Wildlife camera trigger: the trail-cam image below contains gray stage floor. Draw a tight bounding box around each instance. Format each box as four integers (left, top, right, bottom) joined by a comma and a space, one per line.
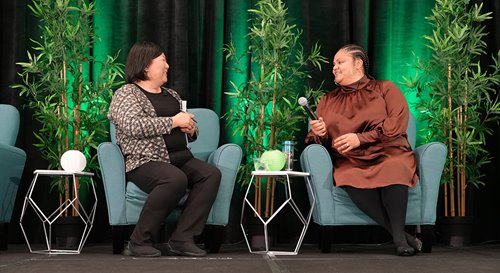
1, 242, 500, 273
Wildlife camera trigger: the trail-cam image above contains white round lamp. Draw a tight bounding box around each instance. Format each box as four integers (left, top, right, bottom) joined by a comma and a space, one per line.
60, 150, 87, 172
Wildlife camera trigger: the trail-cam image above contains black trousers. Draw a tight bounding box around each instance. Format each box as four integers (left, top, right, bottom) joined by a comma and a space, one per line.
343, 184, 409, 247
126, 158, 221, 246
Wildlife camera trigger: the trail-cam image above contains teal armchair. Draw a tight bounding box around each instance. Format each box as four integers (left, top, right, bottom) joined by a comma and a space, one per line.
97, 108, 242, 254
300, 114, 446, 253
0, 104, 27, 250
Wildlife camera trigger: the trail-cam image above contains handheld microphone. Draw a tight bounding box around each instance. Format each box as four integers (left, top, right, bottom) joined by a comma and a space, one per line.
298, 97, 318, 120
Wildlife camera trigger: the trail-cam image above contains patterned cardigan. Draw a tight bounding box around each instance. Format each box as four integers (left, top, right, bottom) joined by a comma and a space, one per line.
108, 83, 198, 172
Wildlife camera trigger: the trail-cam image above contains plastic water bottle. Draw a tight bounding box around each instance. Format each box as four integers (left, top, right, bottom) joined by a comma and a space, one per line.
282, 141, 294, 171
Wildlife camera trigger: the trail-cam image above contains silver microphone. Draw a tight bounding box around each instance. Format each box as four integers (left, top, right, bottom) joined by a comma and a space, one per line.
298, 97, 318, 120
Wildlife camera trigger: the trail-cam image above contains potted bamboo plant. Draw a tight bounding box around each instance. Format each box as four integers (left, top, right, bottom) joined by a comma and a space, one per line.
403, 0, 500, 246
224, 0, 326, 247
13, 0, 123, 247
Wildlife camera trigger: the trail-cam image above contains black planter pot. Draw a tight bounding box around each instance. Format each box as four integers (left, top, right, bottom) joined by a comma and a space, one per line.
245, 216, 275, 251
439, 216, 473, 247
54, 216, 84, 249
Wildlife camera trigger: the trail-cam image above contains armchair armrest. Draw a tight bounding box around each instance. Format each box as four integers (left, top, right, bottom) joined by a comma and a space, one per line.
300, 144, 336, 225
0, 143, 27, 162
97, 142, 127, 225
206, 143, 242, 225
414, 142, 447, 223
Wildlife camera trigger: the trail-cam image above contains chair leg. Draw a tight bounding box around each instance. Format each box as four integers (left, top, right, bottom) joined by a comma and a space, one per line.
204, 225, 225, 253
112, 225, 126, 254
0, 223, 7, 251
319, 226, 333, 253
421, 225, 435, 253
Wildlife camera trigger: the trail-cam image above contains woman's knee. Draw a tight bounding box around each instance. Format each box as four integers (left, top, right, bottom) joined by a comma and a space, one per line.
208, 165, 222, 185
213, 166, 222, 179
158, 173, 189, 194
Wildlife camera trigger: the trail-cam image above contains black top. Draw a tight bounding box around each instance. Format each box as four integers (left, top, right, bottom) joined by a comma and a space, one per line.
137, 84, 193, 166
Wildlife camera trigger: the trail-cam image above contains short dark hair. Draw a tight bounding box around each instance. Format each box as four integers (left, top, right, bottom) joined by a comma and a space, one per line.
125, 41, 164, 83
340, 44, 373, 79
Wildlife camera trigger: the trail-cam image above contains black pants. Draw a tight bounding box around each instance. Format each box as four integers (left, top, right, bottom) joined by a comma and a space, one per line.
343, 184, 409, 247
126, 158, 221, 246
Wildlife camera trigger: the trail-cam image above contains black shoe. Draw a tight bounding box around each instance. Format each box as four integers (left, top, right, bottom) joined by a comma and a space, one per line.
153, 243, 171, 256
167, 240, 207, 257
124, 241, 161, 257
396, 246, 416, 256
405, 233, 423, 253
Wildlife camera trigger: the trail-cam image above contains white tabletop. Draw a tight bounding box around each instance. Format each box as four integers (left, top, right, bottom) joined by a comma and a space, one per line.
34, 169, 94, 176
251, 170, 310, 177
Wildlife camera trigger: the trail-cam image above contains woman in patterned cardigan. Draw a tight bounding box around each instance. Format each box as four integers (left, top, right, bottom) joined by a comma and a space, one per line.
108, 41, 221, 257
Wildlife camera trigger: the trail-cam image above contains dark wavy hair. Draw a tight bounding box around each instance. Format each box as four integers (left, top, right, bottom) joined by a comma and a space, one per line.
340, 44, 374, 79
125, 41, 164, 83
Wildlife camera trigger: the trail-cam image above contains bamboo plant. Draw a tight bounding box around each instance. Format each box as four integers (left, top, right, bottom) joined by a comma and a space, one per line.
403, 0, 500, 217
224, 0, 327, 217
13, 0, 124, 215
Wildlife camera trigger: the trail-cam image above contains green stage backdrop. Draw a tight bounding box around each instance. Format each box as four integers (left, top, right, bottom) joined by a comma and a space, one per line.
1, 0, 500, 244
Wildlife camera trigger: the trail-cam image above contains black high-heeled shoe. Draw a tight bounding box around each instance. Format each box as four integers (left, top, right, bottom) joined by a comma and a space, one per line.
396, 246, 416, 256
405, 233, 423, 253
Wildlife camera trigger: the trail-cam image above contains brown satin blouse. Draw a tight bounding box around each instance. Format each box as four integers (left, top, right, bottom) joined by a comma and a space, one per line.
305, 76, 418, 189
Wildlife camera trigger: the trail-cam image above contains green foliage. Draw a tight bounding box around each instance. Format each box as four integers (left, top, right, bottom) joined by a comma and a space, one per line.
402, 0, 500, 216
12, 0, 124, 194
224, 0, 327, 183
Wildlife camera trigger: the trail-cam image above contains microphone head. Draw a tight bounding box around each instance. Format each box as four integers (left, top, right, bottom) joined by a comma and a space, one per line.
298, 97, 308, 106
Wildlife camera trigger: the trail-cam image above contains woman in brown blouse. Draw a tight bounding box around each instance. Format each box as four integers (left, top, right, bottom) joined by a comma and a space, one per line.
305, 44, 420, 256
